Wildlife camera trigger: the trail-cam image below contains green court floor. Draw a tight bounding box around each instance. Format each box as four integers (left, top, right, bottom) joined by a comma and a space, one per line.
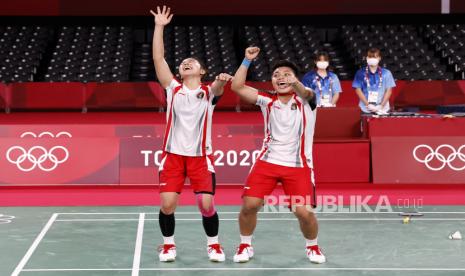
1, 206, 465, 276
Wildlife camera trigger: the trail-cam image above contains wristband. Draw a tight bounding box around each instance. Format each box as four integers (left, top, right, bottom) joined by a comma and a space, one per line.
241, 58, 252, 68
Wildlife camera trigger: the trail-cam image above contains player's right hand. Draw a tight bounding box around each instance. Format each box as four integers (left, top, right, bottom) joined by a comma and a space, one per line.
150, 5, 173, 26
245, 47, 260, 60
216, 73, 234, 83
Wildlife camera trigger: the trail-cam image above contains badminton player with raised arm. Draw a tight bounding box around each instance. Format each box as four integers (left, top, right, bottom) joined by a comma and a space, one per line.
150, 5, 233, 262
230, 46, 326, 264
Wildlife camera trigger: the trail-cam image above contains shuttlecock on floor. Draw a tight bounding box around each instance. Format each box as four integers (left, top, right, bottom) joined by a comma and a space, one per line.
448, 231, 462, 240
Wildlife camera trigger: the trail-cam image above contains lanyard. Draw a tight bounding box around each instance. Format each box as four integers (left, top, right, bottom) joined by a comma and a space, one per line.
314, 74, 333, 94
365, 66, 383, 90
315, 74, 333, 105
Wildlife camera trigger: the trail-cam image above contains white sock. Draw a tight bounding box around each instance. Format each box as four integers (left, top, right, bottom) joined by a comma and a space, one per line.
306, 238, 318, 247
240, 235, 252, 245
207, 235, 219, 245
163, 235, 175, 245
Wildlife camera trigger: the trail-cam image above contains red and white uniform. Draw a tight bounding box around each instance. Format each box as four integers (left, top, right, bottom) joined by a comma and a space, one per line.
163, 79, 216, 157
256, 92, 316, 168
244, 91, 317, 202
159, 79, 219, 194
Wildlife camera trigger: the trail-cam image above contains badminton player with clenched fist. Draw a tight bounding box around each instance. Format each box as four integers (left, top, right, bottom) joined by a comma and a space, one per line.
231, 46, 326, 264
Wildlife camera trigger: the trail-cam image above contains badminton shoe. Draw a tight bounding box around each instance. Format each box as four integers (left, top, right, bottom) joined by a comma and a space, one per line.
158, 244, 176, 262
306, 245, 326, 264
233, 243, 254, 263
207, 243, 226, 262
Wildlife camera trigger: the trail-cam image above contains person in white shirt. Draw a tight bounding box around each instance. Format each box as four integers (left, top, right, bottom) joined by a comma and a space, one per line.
151, 5, 232, 263
230, 46, 326, 264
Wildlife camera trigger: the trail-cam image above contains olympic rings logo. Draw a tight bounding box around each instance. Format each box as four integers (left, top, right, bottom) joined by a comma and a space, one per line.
5, 131, 71, 172
20, 131, 72, 138
6, 146, 69, 172
413, 144, 465, 171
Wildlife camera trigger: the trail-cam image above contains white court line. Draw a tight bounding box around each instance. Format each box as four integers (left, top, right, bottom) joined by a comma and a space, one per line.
54, 218, 465, 222
20, 267, 465, 272
142, 267, 465, 271
131, 213, 145, 276
11, 213, 58, 276
22, 268, 131, 272
55, 211, 465, 215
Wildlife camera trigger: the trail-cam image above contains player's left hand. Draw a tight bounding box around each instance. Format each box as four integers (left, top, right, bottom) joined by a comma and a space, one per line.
286, 75, 299, 86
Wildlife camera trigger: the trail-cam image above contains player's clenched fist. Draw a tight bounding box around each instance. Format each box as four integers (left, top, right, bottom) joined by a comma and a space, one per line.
215, 73, 234, 83
245, 47, 260, 60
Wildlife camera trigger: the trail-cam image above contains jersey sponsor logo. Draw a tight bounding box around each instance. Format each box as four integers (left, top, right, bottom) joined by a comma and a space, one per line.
196, 91, 205, 99
413, 144, 465, 171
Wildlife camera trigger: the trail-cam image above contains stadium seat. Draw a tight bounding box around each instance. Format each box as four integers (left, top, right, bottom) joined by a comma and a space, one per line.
0, 22, 459, 83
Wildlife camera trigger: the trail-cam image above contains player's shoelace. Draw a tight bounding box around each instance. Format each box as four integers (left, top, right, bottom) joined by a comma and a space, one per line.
236, 243, 250, 254
158, 244, 176, 254
307, 245, 322, 255
208, 243, 223, 254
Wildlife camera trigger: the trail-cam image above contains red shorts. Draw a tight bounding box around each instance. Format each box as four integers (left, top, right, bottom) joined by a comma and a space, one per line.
244, 160, 315, 201
159, 152, 216, 194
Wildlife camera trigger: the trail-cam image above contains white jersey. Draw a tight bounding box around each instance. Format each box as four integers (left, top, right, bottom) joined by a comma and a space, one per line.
162, 79, 219, 156
256, 92, 317, 168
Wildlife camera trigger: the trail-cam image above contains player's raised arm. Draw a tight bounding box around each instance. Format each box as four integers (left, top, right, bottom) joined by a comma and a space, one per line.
210, 73, 233, 96
150, 5, 174, 88
231, 47, 260, 104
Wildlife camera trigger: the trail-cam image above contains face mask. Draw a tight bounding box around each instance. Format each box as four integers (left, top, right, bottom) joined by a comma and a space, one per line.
367, 58, 380, 66
316, 61, 329, 70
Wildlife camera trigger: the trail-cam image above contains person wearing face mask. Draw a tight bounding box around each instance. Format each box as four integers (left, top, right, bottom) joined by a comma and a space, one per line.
151, 6, 233, 263
302, 52, 342, 107
230, 47, 326, 264
352, 48, 396, 114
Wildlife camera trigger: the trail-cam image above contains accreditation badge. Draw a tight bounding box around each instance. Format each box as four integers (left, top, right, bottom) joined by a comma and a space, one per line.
368, 91, 379, 104
321, 94, 331, 106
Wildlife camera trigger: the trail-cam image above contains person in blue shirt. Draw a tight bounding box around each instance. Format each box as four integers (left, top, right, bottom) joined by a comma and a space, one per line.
302, 52, 342, 108
352, 48, 396, 114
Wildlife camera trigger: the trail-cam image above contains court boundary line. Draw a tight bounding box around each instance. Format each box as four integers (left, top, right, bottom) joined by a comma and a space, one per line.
11, 213, 58, 276
20, 267, 465, 272
53, 218, 465, 222
131, 213, 145, 276
55, 211, 465, 215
